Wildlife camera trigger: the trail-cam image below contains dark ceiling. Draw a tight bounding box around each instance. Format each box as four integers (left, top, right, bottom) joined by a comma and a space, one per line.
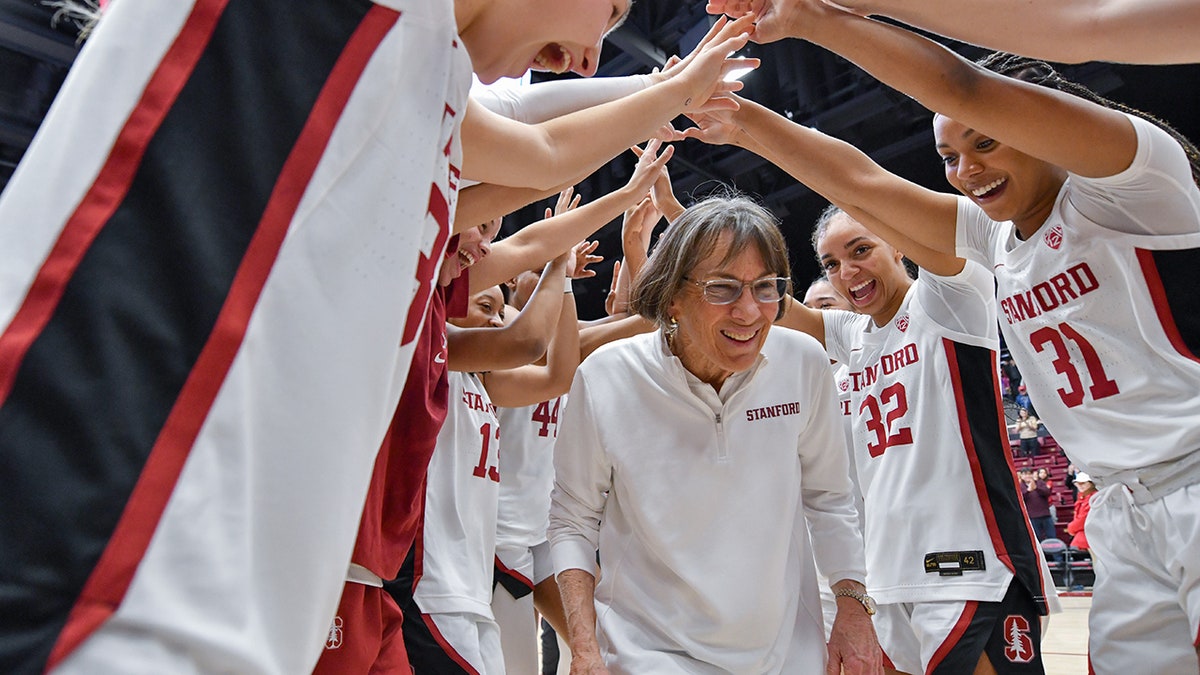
2, 0, 1198, 319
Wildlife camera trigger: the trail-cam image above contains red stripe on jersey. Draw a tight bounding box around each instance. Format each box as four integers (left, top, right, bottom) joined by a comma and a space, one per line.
44, 7, 401, 668
494, 555, 535, 590
925, 600, 978, 675
1136, 248, 1200, 364
0, 1, 226, 408
941, 339, 1013, 570
420, 613, 482, 675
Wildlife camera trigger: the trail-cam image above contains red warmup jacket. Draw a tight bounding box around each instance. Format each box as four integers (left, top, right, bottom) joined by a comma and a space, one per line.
1066, 492, 1094, 550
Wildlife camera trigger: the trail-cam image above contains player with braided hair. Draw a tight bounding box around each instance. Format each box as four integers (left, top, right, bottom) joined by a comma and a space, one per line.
691, 2, 1200, 672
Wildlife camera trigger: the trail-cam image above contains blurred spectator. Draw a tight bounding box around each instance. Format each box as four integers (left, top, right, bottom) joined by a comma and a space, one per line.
1015, 408, 1041, 458
1019, 468, 1056, 541
1066, 473, 1097, 552
1015, 384, 1033, 415
1001, 357, 1022, 399
1064, 464, 1079, 502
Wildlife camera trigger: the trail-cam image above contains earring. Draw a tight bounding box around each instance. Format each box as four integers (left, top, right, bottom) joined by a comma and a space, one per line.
665, 316, 679, 350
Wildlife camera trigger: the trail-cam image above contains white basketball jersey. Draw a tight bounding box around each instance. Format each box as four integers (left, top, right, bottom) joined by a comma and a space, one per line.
496, 396, 566, 551
414, 371, 501, 617
825, 263, 1050, 609
956, 114, 1200, 478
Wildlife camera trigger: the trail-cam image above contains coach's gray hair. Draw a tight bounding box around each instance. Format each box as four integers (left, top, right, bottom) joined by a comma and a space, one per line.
630, 194, 792, 326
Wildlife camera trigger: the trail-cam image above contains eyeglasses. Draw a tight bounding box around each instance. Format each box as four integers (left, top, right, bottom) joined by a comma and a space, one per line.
685, 276, 790, 305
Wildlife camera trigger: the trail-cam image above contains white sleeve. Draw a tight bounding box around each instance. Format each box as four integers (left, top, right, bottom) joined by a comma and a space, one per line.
796, 342, 867, 585
1068, 114, 1200, 237
917, 260, 999, 345
954, 195, 1003, 268
472, 74, 654, 124
820, 309, 860, 364
548, 368, 610, 577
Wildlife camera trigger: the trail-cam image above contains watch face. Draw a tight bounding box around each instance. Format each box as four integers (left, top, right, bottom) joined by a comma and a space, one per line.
863, 595, 877, 615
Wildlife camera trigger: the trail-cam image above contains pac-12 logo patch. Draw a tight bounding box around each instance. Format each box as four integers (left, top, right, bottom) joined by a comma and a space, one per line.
1003, 615, 1035, 663
895, 314, 910, 332
1043, 225, 1064, 250
325, 616, 344, 650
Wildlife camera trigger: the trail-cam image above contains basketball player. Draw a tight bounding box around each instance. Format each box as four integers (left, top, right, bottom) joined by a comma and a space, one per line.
792, 209, 1053, 673
688, 2, 1200, 670
0, 1, 757, 672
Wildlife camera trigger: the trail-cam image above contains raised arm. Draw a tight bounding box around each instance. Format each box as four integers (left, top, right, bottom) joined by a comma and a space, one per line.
481, 273, 580, 408
447, 257, 567, 373
458, 15, 758, 190
825, 0, 1200, 65
772, 296, 828, 345
680, 97, 963, 275
469, 141, 671, 294
718, 1, 1138, 179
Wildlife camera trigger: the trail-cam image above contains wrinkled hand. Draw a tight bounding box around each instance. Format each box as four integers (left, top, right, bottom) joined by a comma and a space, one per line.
569, 648, 610, 675
666, 15, 761, 114
570, 240, 603, 279
826, 605, 883, 675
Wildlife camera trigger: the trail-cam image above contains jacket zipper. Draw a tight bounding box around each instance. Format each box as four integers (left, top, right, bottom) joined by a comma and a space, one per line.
715, 412, 728, 462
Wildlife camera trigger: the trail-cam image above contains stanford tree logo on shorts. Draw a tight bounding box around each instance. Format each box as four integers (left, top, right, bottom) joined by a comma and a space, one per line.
325, 616, 344, 650
1003, 615, 1035, 663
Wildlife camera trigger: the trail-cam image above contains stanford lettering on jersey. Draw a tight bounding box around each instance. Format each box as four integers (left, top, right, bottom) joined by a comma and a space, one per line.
462, 389, 496, 415
745, 401, 802, 421
999, 262, 1100, 325
848, 343, 920, 391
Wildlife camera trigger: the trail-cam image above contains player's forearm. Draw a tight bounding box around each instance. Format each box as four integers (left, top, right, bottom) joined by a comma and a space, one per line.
835, 0, 1200, 64
521, 77, 690, 191
542, 293, 581, 396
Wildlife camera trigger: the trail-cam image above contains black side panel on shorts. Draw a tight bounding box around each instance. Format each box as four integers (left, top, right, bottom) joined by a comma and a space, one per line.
946, 340, 1050, 614
0, 1, 372, 672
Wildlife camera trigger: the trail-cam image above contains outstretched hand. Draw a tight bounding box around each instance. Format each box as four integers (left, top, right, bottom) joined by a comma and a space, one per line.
665, 14, 761, 114
630, 144, 685, 222
623, 139, 675, 201
569, 240, 603, 279
673, 108, 744, 146
554, 186, 583, 217
707, 0, 829, 45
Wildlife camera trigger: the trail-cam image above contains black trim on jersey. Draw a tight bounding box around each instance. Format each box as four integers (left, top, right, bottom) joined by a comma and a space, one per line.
387, 551, 478, 675
0, 2, 373, 672
946, 340, 1050, 615
1144, 248, 1200, 358
493, 559, 535, 599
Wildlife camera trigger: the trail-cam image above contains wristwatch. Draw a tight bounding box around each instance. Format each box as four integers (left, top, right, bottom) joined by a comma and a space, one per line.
833, 587, 877, 616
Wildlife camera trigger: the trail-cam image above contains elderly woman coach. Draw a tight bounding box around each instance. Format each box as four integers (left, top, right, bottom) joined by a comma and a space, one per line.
547, 196, 881, 674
